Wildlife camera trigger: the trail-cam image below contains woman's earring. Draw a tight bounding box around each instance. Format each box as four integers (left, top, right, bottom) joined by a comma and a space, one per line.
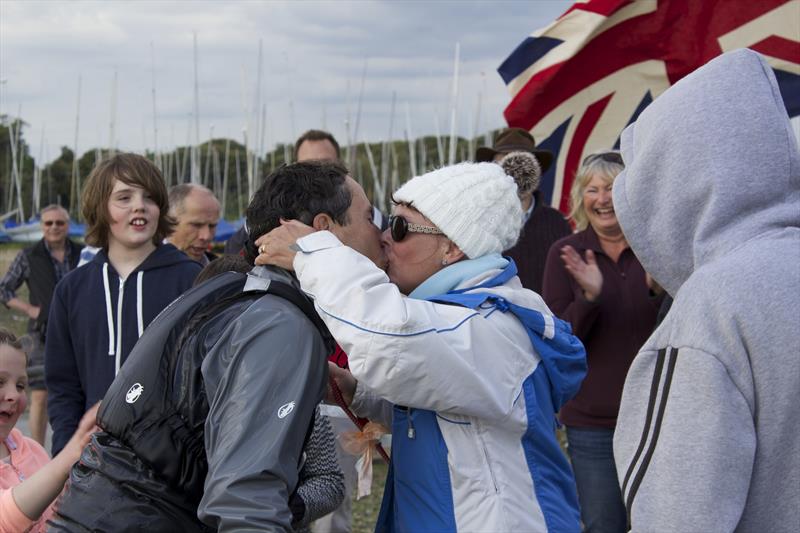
441, 258, 448, 266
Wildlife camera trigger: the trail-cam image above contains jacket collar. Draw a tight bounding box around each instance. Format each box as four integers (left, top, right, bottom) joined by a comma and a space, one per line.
572, 225, 604, 254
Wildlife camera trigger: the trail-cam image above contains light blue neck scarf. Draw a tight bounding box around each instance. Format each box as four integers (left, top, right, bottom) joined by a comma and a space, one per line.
409, 253, 508, 300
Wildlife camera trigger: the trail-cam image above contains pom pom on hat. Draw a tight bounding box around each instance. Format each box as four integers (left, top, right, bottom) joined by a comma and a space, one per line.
393, 162, 523, 259
501, 151, 541, 196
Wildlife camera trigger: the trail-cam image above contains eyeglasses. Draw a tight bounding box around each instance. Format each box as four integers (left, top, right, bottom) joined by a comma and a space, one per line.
389, 215, 443, 242
43, 220, 67, 227
582, 151, 623, 166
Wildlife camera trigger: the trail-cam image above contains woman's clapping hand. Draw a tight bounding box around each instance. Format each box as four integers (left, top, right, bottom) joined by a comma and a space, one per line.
560, 245, 603, 302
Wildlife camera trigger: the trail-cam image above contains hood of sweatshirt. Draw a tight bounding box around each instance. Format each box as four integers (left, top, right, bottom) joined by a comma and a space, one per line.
90, 242, 197, 273
612, 49, 800, 297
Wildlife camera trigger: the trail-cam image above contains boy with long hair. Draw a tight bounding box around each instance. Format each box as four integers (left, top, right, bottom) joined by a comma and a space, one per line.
45, 153, 200, 454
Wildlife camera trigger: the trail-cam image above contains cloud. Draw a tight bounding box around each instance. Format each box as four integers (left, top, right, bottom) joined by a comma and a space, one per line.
0, 0, 571, 163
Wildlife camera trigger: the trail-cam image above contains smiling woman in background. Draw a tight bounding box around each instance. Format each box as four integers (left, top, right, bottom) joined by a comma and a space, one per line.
542, 151, 663, 533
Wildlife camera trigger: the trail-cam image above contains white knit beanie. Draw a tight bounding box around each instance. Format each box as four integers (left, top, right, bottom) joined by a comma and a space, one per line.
393, 162, 523, 259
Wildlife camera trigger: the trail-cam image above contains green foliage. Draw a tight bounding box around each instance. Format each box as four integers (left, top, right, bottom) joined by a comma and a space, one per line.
0, 115, 499, 222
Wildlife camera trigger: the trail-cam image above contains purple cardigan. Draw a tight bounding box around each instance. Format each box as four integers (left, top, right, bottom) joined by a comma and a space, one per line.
542, 226, 662, 429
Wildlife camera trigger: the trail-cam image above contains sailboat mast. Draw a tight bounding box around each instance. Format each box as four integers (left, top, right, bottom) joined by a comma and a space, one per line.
7, 116, 24, 221
253, 40, 263, 193
192, 32, 201, 184
447, 42, 460, 166
204, 124, 214, 188
349, 58, 368, 171
433, 109, 444, 168
380, 92, 396, 196
258, 103, 266, 186
235, 148, 243, 219
34, 124, 45, 214
109, 69, 118, 157
70, 75, 82, 218
151, 41, 161, 170
221, 138, 230, 219
405, 102, 417, 178
344, 79, 352, 168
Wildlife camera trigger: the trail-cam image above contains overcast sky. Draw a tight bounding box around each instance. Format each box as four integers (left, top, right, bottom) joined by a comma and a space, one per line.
0, 0, 572, 165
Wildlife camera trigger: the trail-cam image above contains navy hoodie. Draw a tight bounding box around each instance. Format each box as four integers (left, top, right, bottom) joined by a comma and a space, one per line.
45, 243, 201, 454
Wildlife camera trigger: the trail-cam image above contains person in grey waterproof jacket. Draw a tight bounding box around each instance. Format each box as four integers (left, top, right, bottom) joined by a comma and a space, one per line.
48, 267, 332, 532
50, 160, 387, 531
612, 49, 800, 532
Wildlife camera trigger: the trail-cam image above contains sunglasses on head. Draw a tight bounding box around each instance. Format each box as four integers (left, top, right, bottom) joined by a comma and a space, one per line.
43, 220, 67, 227
389, 215, 443, 242
582, 151, 623, 166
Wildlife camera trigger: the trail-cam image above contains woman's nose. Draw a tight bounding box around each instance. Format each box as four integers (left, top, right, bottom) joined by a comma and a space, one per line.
381, 228, 393, 246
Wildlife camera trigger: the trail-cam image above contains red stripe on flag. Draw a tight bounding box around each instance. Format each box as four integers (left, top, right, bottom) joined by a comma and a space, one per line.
505, 62, 562, 128
563, 0, 631, 18
560, 93, 614, 213
504, 0, 790, 131
749, 35, 800, 65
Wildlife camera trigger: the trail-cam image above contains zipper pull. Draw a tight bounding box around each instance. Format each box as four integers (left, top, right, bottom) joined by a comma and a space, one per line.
406, 407, 416, 439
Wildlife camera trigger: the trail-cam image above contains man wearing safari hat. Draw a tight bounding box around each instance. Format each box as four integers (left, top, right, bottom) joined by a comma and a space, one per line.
476, 127, 570, 294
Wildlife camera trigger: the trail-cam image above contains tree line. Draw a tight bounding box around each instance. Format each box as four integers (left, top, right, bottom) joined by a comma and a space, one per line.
1, 116, 492, 222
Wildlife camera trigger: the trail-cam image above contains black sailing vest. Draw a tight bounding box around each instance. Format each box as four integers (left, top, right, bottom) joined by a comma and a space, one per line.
23, 238, 82, 336
60, 271, 335, 530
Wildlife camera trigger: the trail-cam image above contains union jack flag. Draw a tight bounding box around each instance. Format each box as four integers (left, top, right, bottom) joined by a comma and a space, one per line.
500, 0, 800, 213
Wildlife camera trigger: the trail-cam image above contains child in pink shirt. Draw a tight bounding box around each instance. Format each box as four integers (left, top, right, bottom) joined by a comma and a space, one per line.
0, 329, 97, 533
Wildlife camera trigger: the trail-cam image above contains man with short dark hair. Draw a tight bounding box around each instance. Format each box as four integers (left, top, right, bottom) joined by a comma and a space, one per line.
167, 183, 221, 265
0, 205, 83, 445
225, 128, 386, 258
50, 161, 385, 531
294, 129, 341, 161
476, 128, 571, 294
287, 130, 378, 533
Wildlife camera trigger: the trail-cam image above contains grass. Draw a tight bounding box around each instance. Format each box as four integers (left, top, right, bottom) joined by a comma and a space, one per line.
0, 243, 32, 338
352, 460, 388, 532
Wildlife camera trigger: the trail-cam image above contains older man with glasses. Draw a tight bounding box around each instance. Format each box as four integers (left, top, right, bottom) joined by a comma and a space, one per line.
0, 205, 84, 446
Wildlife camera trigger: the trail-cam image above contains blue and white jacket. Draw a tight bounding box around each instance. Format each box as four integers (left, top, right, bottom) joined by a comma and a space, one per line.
294, 231, 586, 532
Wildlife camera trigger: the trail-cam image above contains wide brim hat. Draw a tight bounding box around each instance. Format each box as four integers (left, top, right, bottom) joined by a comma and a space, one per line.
475, 127, 553, 173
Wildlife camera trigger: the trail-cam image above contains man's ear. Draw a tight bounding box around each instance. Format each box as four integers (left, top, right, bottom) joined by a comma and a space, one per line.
311, 213, 334, 231
443, 240, 466, 264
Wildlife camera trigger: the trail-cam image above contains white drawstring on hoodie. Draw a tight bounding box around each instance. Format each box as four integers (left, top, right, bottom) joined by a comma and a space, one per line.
102, 262, 146, 376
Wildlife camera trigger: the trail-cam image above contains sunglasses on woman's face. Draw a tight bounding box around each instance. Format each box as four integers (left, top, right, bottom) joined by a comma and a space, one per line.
389, 215, 443, 242
582, 151, 623, 166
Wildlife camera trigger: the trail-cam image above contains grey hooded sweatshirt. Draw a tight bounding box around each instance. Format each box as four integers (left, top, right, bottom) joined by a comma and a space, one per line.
612, 49, 800, 532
